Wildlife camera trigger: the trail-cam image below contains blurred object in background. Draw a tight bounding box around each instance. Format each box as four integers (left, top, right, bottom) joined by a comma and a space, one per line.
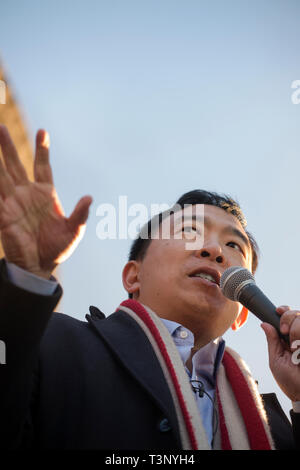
0, 60, 34, 259
0, 62, 33, 178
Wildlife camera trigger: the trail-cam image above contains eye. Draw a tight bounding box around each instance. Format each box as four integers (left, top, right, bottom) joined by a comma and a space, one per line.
181, 225, 201, 235
227, 241, 244, 254
182, 225, 196, 232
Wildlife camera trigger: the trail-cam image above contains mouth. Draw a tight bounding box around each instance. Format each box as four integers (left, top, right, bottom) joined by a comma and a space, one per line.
188, 266, 221, 287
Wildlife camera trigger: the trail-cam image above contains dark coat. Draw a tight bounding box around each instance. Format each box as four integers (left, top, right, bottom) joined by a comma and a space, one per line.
0, 260, 298, 450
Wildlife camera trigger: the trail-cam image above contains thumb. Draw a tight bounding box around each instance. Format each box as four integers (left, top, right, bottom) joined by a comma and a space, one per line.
68, 196, 93, 233
261, 322, 285, 361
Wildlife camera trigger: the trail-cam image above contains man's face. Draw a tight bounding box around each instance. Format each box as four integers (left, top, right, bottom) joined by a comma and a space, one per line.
125, 204, 253, 345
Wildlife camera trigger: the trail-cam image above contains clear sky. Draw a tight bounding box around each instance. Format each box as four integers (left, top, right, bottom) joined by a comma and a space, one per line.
1, 0, 300, 418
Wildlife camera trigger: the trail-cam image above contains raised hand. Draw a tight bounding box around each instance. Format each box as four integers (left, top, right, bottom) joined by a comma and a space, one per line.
0, 125, 92, 279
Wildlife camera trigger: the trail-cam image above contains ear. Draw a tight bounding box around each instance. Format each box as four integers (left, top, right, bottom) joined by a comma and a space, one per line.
122, 261, 140, 297
231, 306, 248, 331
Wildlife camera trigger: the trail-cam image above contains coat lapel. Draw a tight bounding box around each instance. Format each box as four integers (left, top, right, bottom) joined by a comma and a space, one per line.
86, 308, 181, 444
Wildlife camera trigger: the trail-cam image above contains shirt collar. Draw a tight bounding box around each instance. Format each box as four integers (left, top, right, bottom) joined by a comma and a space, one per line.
161, 317, 225, 385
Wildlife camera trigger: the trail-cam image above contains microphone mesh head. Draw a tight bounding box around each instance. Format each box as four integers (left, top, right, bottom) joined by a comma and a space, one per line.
220, 266, 255, 301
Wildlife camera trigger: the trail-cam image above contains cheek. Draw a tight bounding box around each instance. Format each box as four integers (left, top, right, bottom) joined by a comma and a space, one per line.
141, 244, 184, 286
226, 247, 248, 266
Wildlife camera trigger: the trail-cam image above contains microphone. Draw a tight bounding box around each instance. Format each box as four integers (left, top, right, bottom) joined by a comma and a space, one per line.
220, 266, 289, 344
190, 379, 219, 440
190, 379, 205, 397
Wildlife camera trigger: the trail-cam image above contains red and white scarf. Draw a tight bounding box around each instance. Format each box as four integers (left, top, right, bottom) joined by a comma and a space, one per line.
119, 299, 275, 450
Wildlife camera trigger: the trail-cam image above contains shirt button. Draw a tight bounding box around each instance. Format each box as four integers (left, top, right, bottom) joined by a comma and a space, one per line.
179, 330, 188, 339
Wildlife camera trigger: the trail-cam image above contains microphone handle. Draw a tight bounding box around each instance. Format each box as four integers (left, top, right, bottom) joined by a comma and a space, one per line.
239, 283, 290, 345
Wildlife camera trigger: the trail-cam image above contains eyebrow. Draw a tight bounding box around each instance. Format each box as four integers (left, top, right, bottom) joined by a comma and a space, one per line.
179, 214, 251, 249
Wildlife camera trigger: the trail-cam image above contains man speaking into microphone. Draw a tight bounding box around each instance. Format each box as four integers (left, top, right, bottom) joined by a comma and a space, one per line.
0, 124, 299, 450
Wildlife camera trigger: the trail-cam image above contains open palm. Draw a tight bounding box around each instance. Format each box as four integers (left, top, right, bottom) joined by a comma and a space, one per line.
0, 125, 92, 279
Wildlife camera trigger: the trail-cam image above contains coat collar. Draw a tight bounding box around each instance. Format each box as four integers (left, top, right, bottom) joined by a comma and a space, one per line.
86, 307, 181, 445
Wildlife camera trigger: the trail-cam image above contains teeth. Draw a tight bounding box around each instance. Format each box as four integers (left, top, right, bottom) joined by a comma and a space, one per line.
194, 273, 216, 283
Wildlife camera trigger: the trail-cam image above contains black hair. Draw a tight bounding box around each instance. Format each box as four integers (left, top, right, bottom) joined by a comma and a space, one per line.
128, 190, 259, 297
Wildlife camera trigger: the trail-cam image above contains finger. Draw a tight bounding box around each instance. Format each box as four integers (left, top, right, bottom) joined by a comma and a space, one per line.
0, 148, 15, 198
290, 316, 300, 346
280, 310, 300, 340
0, 193, 11, 231
34, 130, 53, 184
67, 196, 93, 233
261, 322, 286, 360
0, 124, 29, 185
276, 305, 292, 315
0, 194, 6, 212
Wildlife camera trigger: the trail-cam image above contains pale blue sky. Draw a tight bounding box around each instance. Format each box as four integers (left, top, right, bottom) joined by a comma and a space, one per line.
1, 0, 300, 418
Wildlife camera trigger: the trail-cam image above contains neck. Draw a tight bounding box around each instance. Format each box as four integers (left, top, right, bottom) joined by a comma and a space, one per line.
140, 300, 217, 349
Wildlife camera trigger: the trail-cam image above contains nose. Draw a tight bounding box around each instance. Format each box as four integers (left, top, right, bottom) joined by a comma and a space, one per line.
196, 240, 224, 264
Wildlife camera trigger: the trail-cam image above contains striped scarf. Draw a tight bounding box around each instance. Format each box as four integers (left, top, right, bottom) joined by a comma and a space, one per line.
119, 299, 275, 450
